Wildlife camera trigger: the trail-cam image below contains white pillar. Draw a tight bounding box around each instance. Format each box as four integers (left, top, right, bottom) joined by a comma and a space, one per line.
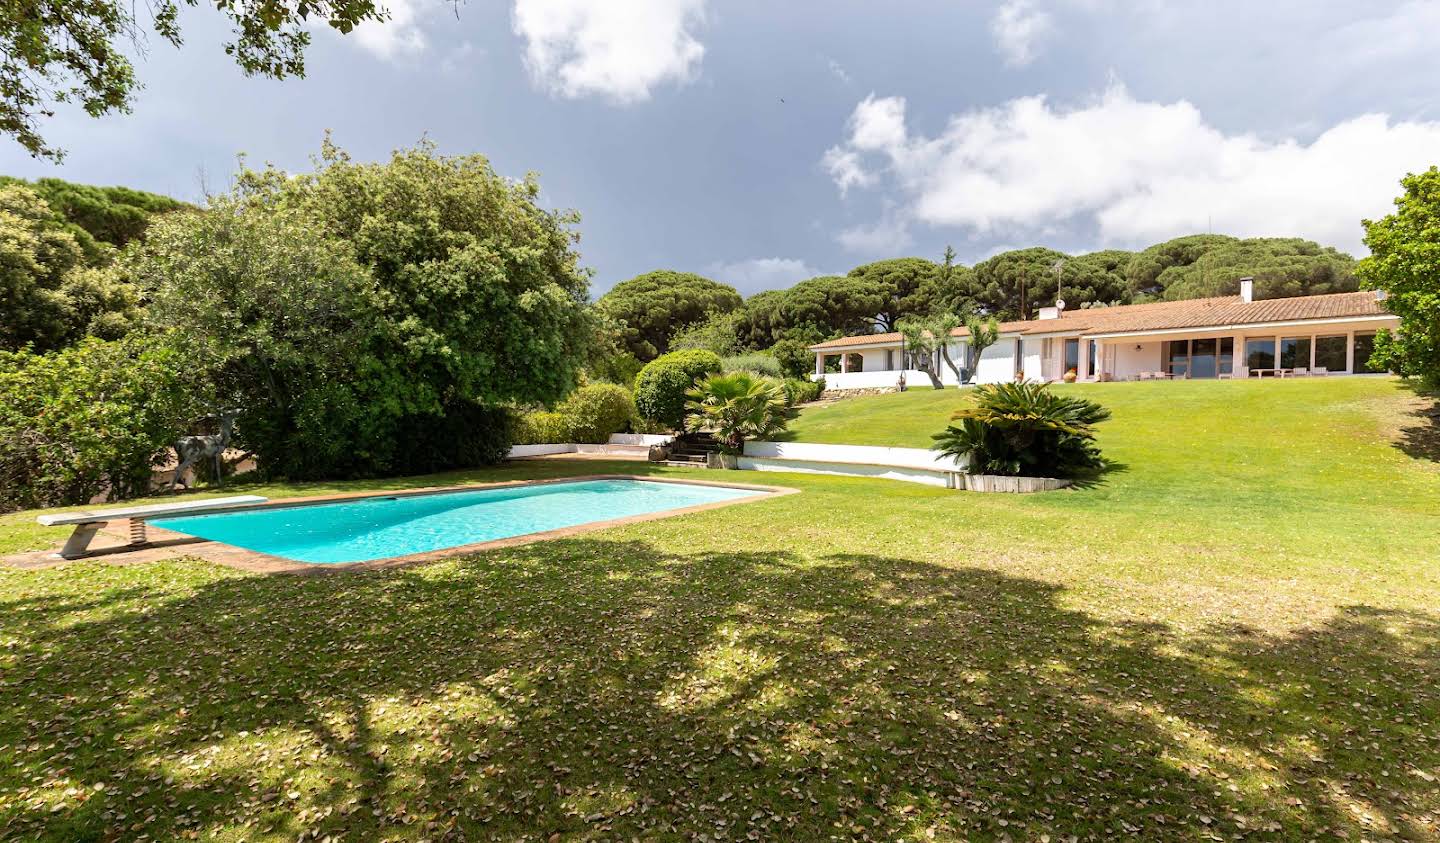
815, 353, 824, 376
1093, 340, 1105, 381
1233, 334, 1245, 374
1345, 330, 1355, 373
840, 353, 850, 374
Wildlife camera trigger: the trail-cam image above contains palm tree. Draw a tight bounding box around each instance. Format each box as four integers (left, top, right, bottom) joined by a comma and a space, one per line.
684, 372, 797, 461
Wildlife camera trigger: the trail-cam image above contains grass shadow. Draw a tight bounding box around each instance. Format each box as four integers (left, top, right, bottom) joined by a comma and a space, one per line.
0, 543, 1436, 839
1393, 382, 1440, 463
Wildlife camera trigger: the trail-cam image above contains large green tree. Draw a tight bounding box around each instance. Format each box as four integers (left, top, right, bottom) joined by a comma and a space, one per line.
845, 257, 945, 331
0, 177, 188, 255
132, 138, 592, 479
1126, 235, 1357, 302
1, 0, 398, 161
597, 271, 742, 361
0, 183, 140, 351
970, 247, 1124, 319
1357, 167, 1440, 387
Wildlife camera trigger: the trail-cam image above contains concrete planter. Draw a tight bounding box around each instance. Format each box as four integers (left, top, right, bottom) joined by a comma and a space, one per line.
707, 453, 739, 470
959, 474, 1071, 493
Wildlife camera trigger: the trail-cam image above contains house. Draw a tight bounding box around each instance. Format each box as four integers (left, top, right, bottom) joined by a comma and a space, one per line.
809, 279, 1399, 388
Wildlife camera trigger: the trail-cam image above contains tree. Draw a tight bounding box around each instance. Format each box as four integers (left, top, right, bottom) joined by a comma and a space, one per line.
597, 271, 742, 361
669, 310, 742, 357
963, 314, 1000, 384
1357, 167, 1440, 387
684, 371, 797, 457
2, 177, 189, 254
132, 138, 592, 479
845, 257, 943, 331
0, 336, 200, 509
632, 349, 723, 430
971, 247, 1123, 319
1125, 235, 1357, 302
1, 0, 396, 161
897, 315, 958, 390
773, 275, 883, 341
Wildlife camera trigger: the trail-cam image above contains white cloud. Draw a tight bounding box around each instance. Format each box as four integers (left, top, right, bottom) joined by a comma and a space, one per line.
706, 258, 826, 295
350, 0, 428, 59
827, 58, 853, 85
991, 0, 1053, 67
823, 83, 1440, 254
512, 0, 708, 103
835, 204, 914, 255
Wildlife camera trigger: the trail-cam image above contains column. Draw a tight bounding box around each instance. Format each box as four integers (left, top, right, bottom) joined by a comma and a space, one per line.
840, 353, 850, 374
815, 353, 824, 377
1093, 340, 1105, 381
1077, 340, 1090, 381
1233, 334, 1245, 375
1345, 330, 1355, 373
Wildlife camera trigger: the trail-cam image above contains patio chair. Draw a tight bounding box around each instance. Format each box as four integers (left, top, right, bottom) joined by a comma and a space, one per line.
1138, 371, 1153, 381
1283, 367, 1309, 378
1312, 366, 1328, 376
1218, 366, 1248, 380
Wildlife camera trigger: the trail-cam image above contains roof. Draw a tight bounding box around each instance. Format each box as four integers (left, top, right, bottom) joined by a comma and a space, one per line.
808, 290, 1393, 351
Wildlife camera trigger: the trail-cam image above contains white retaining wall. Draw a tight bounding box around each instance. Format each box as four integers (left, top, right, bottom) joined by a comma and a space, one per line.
738, 441, 967, 488
507, 433, 672, 459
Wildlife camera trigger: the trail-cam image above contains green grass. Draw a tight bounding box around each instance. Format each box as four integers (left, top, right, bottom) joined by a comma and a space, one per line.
1, 378, 1438, 840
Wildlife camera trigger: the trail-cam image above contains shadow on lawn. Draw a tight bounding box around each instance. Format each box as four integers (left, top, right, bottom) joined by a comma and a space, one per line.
1394, 383, 1440, 464
1, 543, 1436, 840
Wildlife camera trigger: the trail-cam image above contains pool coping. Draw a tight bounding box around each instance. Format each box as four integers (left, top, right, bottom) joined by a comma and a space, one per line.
40, 474, 799, 575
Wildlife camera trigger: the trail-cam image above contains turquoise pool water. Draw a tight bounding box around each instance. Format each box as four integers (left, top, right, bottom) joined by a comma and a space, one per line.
149, 479, 766, 564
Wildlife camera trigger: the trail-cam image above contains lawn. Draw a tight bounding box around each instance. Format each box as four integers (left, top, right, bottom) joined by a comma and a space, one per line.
1, 377, 1438, 840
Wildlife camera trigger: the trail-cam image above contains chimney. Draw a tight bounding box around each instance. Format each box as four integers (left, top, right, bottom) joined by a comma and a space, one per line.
1239, 277, 1254, 303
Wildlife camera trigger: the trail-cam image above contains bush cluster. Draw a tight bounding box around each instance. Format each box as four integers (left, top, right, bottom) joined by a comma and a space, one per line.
932, 382, 1110, 478
721, 352, 783, 378
781, 377, 824, 406
0, 338, 199, 510
633, 349, 722, 430
511, 383, 636, 445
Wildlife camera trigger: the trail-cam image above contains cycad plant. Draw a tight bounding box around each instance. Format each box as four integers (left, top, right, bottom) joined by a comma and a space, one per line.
932, 382, 1111, 477
684, 372, 797, 456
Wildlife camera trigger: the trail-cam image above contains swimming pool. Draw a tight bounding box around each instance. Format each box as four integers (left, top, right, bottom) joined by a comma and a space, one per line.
149, 478, 769, 564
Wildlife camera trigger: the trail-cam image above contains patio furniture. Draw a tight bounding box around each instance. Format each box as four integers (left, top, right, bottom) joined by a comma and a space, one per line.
37, 495, 267, 559
1137, 372, 1152, 381
1281, 367, 1309, 378
1218, 366, 1249, 380
1312, 366, 1329, 376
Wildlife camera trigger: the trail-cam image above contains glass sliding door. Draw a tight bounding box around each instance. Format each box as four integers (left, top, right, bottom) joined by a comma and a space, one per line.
1245, 338, 1276, 373
1063, 338, 1079, 375
1279, 336, 1311, 370
1314, 335, 1346, 372
1190, 338, 1219, 379
1165, 340, 1189, 377
1353, 333, 1381, 373
1219, 337, 1234, 376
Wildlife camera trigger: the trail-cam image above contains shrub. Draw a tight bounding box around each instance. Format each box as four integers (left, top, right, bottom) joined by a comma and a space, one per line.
769, 338, 815, 379
391, 402, 512, 475
721, 352, 783, 378
633, 349, 722, 430
0, 337, 200, 510
932, 382, 1110, 478
511, 410, 571, 446
781, 377, 824, 406
555, 382, 634, 443
510, 383, 636, 445
684, 372, 797, 455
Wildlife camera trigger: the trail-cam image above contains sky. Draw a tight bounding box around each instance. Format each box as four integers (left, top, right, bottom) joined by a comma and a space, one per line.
4, 0, 1440, 298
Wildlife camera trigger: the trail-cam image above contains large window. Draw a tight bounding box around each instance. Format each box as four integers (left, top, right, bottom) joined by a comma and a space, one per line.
1314, 335, 1346, 372
1353, 332, 1382, 373
1245, 338, 1276, 372
1063, 338, 1079, 374
1280, 336, 1312, 369
1190, 338, 1218, 379
1219, 337, 1234, 376
1165, 340, 1189, 377
1087, 340, 1097, 376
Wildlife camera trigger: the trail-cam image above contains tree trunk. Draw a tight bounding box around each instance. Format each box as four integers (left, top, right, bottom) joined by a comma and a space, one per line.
939, 346, 965, 385
921, 364, 944, 390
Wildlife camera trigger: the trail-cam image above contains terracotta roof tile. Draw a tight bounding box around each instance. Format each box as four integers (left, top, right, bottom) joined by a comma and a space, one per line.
809, 291, 1392, 350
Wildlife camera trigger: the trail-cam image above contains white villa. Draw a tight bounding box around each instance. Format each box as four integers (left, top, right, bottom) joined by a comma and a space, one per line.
810, 280, 1399, 389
